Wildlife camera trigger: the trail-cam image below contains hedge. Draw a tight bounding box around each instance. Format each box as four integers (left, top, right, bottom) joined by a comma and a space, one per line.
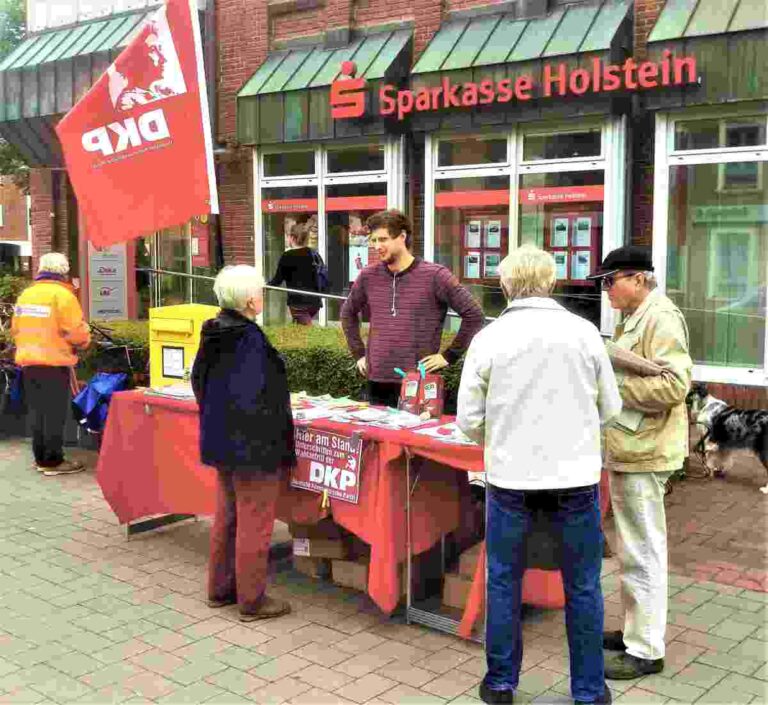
78, 320, 465, 407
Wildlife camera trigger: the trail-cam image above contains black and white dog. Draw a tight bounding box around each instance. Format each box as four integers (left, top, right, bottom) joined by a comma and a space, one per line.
687, 382, 768, 493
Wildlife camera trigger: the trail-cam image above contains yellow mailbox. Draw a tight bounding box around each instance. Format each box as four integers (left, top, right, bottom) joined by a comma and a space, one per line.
149, 303, 219, 388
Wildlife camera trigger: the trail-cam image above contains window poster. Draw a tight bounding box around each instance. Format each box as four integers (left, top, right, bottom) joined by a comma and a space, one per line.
553, 251, 568, 280
572, 251, 591, 280
465, 220, 482, 248
348, 236, 369, 283
552, 218, 569, 248
485, 220, 502, 248
573, 217, 592, 247
484, 253, 501, 278
464, 251, 481, 279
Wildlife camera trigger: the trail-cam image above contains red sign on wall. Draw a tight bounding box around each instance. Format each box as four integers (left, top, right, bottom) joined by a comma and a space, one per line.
291, 428, 364, 504
520, 186, 604, 204
191, 215, 210, 267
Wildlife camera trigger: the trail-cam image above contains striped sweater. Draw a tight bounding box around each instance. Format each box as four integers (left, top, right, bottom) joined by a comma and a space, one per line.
341, 258, 485, 383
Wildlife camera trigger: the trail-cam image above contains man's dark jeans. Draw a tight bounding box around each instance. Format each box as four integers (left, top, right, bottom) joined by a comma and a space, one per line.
22, 366, 71, 468
486, 482, 605, 703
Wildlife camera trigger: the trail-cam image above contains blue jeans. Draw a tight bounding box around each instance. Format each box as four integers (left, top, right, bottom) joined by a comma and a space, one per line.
485, 483, 605, 702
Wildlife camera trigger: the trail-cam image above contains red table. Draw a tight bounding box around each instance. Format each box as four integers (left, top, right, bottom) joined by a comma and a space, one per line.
96, 390, 609, 635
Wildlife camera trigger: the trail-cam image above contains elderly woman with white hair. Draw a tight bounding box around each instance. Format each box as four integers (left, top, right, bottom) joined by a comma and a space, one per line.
191, 265, 294, 621
457, 244, 622, 705
11, 252, 91, 476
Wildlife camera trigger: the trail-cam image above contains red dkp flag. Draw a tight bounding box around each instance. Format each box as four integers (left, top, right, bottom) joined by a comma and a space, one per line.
55, 0, 218, 247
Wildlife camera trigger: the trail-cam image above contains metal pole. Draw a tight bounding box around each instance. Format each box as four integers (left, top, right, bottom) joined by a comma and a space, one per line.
405, 447, 412, 623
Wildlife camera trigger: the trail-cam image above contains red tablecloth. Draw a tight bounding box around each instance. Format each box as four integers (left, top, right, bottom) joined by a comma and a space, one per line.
96, 390, 609, 629
97, 391, 475, 614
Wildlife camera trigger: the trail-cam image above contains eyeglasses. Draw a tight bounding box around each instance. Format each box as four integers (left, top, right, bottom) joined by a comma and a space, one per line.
601, 272, 637, 290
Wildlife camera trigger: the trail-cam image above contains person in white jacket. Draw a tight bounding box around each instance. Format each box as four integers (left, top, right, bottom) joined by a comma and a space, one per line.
457, 244, 622, 705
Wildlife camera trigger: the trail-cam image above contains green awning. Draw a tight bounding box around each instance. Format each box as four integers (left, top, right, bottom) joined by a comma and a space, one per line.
643, 0, 767, 109
648, 0, 768, 42
412, 0, 632, 74
237, 30, 412, 145
239, 29, 411, 98
0, 9, 154, 166
0, 11, 150, 72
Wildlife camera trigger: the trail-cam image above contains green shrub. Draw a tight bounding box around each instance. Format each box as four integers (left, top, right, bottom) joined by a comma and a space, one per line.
0, 272, 30, 303
75, 320, 466, 407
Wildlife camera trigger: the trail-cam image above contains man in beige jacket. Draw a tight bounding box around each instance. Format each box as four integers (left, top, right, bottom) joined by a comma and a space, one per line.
588, 246, 692, 680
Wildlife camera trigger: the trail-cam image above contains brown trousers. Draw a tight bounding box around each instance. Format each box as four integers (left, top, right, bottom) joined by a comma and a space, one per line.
208, 469, 282, 614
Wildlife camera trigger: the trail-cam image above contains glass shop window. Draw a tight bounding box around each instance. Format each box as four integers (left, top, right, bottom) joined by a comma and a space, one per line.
437, 137, 508, 168
263, 151, 316, 178
326, 144, 385, 173
674, 117, 767, 151
522, 129, 602, 161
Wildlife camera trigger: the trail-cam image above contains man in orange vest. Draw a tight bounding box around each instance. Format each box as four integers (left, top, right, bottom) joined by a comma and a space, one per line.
12, 253, 91, 475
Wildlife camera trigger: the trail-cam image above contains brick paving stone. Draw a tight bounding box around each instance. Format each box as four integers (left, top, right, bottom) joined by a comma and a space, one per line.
173, 636, 230, 661
26, 671, 94, 703
695, 650, 765, 677
6, 643, 72, 669
249, 676, 311, 704
421, 670, 481, 699
517, 667, 564, 696
129, 648, 187, 677
167, 657, 229, 686
295, 663, 354, 691
335, 632, 389, 654
334, 673, 399, 703
46, 651, 99, 678
715, 672, 768, 698
410, 632, 465, 653
416, 649, 472, 675
455, 656, 486, 679
375, 661, 436, 688
287, 625, 347, 646
631, 674, 706, 702
78, 662, 148, 689
333, 614, 381, 636
367, 641, 425, 663
672, 662, 730, 690
91, 638, 154, 665
204, 692, 254, 704
253, 634, 314, 659
0, 686, 49, 703
613, 686, 671, 703
708, 620, 758, 641
204, 666, 268, 695
672, 629, 738, 653
250, 654, 313, 683
696, 685, 756, 704
144, 608, 200, 631
216, 625, 274, 649
729, 638, 768, 662
138, 626, 195, 651
377, 683, 448, 704
122, 671, 177, 699
334, 652, 396, 678
178, 616, 232, 639
215, 645, 271, 671
291, 641, 350, 668
711, 595, 765, 613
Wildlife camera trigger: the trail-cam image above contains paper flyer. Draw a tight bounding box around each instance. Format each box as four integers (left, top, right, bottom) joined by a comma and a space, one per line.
464, 252, 481, 279
553, 251, 568, 280
485, 220, 502, 248
572, 251, 591, 280
484, 253, 501, 278
465, 221, 482, 248
573, 216, 592, 247
552, 217, 569, 247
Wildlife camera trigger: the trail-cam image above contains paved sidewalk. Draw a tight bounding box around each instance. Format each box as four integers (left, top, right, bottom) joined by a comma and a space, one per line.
0, 438, 765, 705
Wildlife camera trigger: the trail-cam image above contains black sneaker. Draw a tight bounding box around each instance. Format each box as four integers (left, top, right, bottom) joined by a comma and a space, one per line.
602, 630, 626, 652
479, 680, 515, 704
575, 686, 612, 704
605, 653, 664, 680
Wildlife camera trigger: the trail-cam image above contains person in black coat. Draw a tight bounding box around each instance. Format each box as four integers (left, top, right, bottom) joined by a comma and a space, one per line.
268, 222, 323, 325
191, 265, 295, 622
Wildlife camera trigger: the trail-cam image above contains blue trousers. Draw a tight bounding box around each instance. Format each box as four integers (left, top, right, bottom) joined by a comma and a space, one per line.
485, 483, 605, 703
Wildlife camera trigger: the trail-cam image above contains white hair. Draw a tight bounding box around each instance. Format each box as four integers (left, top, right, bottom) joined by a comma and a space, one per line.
499, 244, 556, 301
213, 265, 264, 311
642, 271, 658, 290
38, 252, 69, 275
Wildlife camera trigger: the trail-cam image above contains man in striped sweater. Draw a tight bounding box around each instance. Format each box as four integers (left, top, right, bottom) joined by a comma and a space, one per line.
341, 209, 484, 407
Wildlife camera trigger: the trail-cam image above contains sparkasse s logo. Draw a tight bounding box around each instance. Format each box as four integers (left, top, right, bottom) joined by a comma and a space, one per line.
330, 61, 366, 119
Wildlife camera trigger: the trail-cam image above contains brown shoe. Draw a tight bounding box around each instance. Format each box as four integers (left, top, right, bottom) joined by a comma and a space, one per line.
207, 596, 237, 608
239, 596, 290, 622
43, 460, 86, 476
